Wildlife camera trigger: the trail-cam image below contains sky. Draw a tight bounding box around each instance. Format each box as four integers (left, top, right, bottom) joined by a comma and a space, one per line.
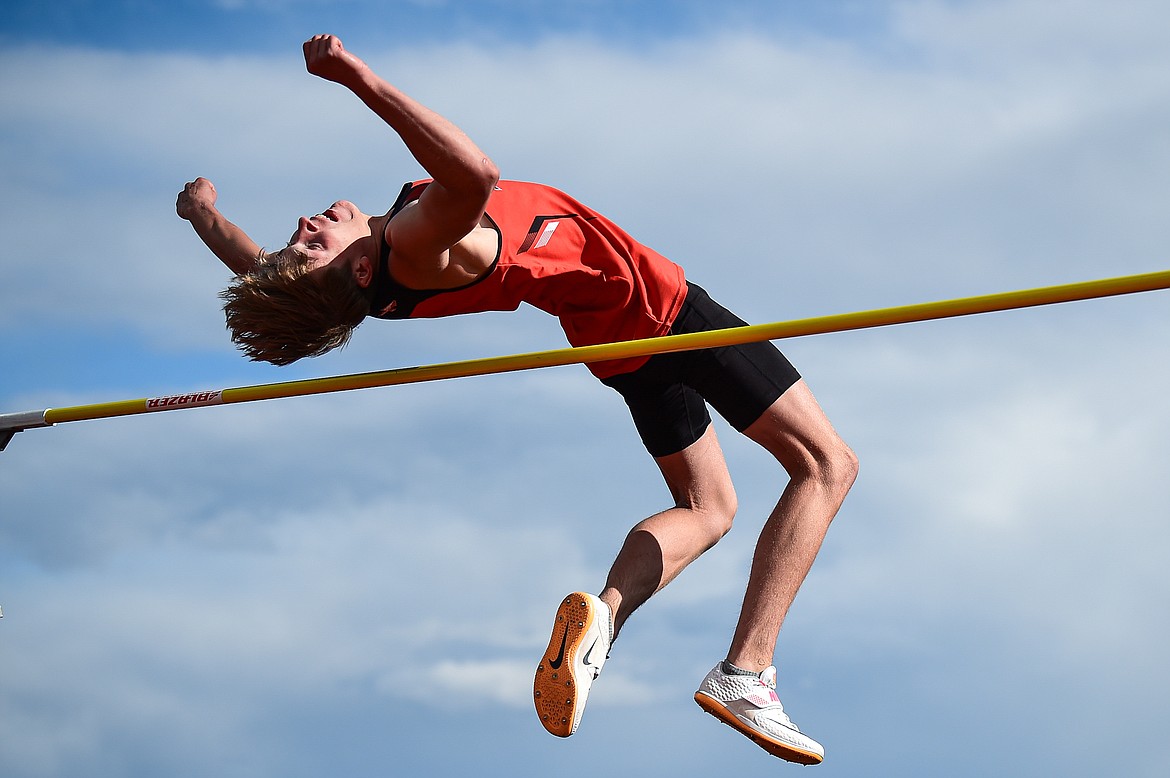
1, 1, 1168, 776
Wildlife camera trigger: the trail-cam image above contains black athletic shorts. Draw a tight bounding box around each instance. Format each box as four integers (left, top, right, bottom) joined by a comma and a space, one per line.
601, 282, 801, 458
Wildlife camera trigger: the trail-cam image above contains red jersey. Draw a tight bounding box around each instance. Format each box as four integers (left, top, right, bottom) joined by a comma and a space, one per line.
369, 179, 687, 378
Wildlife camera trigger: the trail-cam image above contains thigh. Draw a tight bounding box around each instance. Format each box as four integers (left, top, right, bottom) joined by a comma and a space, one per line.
601, 357, 713, 459
743, 379, 850, 475
652, 423, 735, 515
672, 284, 802, 432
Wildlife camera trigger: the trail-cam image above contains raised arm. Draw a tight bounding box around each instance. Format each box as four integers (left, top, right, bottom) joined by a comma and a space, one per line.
176, 177, 263, 275
302, 35, 499, 263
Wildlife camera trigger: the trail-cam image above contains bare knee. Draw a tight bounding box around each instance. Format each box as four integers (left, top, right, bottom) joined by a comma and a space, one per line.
679, 482, 738, 549
709, 485, 739, 540
744, 383, 858, 498
656, 426, 739, 548
807, 437, 859, 499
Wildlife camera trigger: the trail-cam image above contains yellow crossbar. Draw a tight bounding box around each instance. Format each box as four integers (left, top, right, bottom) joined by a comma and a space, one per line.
2, 268, 1167, 450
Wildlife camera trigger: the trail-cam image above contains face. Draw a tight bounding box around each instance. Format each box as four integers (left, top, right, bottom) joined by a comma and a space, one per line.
286, 200, 374, 270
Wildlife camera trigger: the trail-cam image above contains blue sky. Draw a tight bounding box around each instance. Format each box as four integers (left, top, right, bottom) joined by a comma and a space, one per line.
8, 1, 887, 53
2, 2, 1169, 777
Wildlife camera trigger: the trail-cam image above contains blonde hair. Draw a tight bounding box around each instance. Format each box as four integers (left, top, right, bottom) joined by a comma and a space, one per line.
220, 247, 371, 365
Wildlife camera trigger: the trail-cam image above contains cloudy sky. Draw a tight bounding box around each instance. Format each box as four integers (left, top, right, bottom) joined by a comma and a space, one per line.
2, 1, 1168, 776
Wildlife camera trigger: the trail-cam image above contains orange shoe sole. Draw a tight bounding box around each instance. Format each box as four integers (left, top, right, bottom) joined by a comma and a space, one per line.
694, 691, 824, 765
534, 593, 599, 737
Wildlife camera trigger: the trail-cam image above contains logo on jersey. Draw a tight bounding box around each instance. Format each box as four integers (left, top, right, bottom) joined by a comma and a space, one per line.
518, 214, 576, 254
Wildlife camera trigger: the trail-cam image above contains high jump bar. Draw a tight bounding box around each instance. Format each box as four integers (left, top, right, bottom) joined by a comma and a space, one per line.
2, 267, 1167, 451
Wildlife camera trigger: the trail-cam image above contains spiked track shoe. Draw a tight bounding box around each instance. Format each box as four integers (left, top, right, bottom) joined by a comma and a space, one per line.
534, 592, 612, 737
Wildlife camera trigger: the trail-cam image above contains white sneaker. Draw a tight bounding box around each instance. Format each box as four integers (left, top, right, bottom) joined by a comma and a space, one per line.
694, 663, 825, 765
534, 592, 613, 737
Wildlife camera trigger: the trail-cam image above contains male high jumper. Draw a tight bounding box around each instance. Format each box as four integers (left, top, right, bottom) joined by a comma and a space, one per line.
177, 34, 857, 765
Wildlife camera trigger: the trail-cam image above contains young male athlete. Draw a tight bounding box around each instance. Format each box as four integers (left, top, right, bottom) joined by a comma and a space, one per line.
177, 34, 857, 765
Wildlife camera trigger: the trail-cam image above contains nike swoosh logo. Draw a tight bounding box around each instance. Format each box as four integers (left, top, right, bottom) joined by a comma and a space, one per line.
582, 637, 598, 667
548, 623, 569, 670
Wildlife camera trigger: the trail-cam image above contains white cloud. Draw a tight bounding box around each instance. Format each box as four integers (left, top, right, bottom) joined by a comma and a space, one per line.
5, 5, 1169, 344
3, 2, 1169, 776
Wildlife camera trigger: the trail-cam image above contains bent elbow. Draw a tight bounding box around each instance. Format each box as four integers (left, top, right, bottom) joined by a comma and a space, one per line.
451, 156, 499, 215
477, 156, 500, 193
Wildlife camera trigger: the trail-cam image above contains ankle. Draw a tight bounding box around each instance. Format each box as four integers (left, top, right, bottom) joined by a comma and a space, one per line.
721, 660, 762, 678
599, 591, 621, 638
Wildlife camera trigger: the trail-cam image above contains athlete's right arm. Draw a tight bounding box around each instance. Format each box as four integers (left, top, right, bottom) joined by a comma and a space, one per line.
176, 177, 264, 275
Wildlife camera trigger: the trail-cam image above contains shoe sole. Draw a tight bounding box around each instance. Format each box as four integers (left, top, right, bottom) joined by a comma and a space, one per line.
694, 691, 824, 765
534, 593, 599, 738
